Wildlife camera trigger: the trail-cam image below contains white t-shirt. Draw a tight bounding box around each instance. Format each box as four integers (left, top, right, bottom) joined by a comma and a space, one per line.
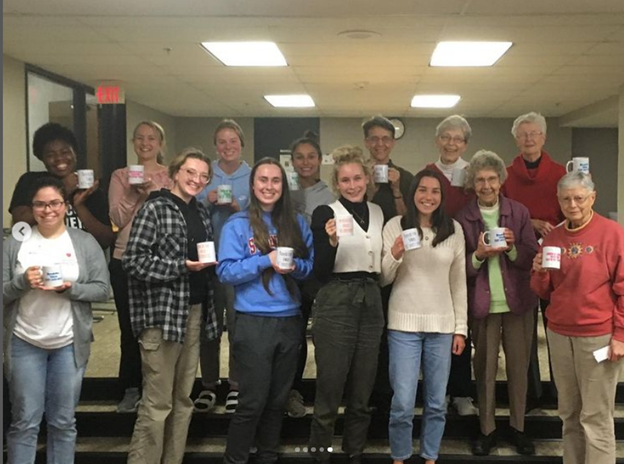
13, 228, 79, 349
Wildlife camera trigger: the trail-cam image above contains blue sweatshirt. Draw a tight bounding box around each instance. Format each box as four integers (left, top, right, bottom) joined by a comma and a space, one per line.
217, 210, 314, 317
196, 160, 252, 244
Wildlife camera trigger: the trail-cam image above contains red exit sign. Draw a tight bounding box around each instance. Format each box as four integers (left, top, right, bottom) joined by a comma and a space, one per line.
96, 85, 125, 104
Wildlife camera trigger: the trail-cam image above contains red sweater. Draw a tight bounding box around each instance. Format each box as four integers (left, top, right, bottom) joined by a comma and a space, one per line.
425, 163, 475, 218
530, 213, 624, 341
502, 152, 566, 227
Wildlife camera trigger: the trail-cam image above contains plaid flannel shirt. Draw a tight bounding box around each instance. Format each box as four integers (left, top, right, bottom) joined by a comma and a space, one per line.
123, 192, 218, 344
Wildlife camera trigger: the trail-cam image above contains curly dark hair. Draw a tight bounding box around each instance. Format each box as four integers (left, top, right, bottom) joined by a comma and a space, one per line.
32, 123, 78, 161
28, 176, 67, 205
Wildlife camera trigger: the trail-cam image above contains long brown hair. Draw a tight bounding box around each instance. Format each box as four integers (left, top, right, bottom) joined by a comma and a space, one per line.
248, 157, 308, 296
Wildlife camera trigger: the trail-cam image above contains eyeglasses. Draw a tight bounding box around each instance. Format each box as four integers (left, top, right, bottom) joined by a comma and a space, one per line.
32, 200, 65, 211
474, 176, 500, 186
366, 136, 394, 145
439, 134, 466, 144
559, 194, 591, 206
515, 131, 543, 140
181, 168, 210, 184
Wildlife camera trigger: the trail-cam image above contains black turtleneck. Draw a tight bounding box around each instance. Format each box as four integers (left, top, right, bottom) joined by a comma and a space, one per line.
310, 196, 376, 282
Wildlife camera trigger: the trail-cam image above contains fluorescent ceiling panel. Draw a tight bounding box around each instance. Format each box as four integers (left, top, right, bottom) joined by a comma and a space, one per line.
411, 94, 461, 108
264, 94, 315, 108
201, 41, 287, 66
430, 41, 513, 67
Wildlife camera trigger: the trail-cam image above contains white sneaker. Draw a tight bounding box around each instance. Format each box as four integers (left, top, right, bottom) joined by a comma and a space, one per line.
452, 396, 478, 416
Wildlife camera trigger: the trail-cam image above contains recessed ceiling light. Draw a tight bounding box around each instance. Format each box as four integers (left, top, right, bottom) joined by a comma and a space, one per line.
411, 95, 461, 108
201, 41, 287, 67
337, 30, 381, 40
430, 41, 512, 67
264, 95, 315, 108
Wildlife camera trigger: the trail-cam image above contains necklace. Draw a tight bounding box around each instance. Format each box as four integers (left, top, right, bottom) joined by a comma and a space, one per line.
351, 205, 368, 228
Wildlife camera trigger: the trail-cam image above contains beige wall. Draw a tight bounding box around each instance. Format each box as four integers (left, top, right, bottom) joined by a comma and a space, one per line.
126, 100, 178, 165
3, 55, 27, 228
320, 116, 572, 173
174, 117, 255, 166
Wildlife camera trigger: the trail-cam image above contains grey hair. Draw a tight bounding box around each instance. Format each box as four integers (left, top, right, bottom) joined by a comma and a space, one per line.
435, 115, 472, 143
511, 112, 547, 137
465, 150, 508, 189
557, 172, 595, 193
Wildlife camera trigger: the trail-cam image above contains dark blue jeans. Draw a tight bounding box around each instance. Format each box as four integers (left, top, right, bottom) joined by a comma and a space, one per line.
310, 279, 384, 458
224, 313, 301, 464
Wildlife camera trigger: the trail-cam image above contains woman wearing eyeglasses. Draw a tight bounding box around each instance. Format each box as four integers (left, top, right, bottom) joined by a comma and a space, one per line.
531, 172, 624, 464
455, 150, 538, 457
3, 177, 110, 464
123, 148, 219, 464
424, 115, 477, 417
108, 121, 172, 413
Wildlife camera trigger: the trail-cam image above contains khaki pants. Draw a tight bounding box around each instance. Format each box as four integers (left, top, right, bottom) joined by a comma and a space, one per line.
127, 305, 202, 464
547, 330, 622, 464
471, 310, 533, 435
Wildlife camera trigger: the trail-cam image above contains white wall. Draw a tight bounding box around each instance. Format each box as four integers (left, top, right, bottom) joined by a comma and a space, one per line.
3, 55, 27, 228
126, 100, 178, 165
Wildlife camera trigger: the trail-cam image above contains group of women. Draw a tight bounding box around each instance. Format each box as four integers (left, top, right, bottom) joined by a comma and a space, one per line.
3, 114, 623, 464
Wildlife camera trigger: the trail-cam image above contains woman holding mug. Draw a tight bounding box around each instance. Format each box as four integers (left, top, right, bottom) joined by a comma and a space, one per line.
218, 157, 313, 464
9, 122, 114, 249
381, 169, 467, 464
124, 148, 219, 464
531, 172, 624, 464
108, 120, 172, 413
309, 146, 385, 464
455, 150, 538, 456
195, 119, 252, 414
286, 131, 335, 418
3, 177, 110, 463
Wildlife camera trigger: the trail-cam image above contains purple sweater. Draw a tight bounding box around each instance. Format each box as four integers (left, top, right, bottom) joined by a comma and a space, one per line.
455, 195, 538, 319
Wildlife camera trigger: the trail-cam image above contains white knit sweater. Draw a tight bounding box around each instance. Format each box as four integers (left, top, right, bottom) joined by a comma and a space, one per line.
381, 216, 468, 336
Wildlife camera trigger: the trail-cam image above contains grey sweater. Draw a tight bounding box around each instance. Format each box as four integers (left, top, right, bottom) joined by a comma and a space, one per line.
291, 180, 335, 225
3, 227, 110, 380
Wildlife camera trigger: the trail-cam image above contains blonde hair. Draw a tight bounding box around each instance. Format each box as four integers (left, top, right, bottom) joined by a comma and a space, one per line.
168, 147, 212, 180
133, 121, 166, 163
330, 145, 371, 193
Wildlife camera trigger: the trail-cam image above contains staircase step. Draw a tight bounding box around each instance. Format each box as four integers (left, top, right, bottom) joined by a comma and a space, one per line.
74, 403, 624, 440
15, 437, 624, 464
78, 378, 624, 404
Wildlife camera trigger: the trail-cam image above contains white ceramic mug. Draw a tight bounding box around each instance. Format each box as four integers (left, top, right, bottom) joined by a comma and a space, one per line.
335, 214, 354, 237
402, 228, 422, 251
128, 165, 145, 185
197, 241, 216, 264
276, 247, 294, 270
287, 171, 299, 191
77, 169, 94, 189
542, 246, 562, 270
566, 157, 590, 174
373, 165, 389, 183
482, 227, 507, 249
217, 184, 233, 204
42, 264, 63, 288
450, 168, 466, 187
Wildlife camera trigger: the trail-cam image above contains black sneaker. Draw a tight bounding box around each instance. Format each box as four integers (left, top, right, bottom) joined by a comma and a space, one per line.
472, 431, 497, 456
510, 428, 535, 455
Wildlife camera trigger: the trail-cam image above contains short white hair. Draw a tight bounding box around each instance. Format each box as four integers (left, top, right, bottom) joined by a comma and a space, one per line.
511, 112, 547, 137
557, 172, 595, 194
